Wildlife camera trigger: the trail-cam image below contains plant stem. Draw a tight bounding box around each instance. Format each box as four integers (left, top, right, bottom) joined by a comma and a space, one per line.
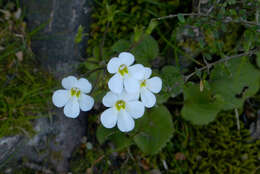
128, 34, 145, 51
235, 108, 240, 131
83, 66, 105, 76
184, 50, 257, 82
155, 13, 260, 27
155, 13, 207, 21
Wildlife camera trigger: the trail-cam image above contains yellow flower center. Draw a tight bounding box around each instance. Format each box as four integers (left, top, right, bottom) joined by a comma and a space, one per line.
118, 64, 128, 76
70, 88, 81, 98
115, 100, 126, 111
140, 80, 146, 87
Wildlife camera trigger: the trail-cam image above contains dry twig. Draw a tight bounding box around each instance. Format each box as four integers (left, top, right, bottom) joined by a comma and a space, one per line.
184, 50, 257, 82
235, 108, 240, 131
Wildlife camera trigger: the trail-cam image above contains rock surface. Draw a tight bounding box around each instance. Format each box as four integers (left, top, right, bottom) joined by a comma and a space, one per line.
0, 0, 92, 173
24, 0, 91, 77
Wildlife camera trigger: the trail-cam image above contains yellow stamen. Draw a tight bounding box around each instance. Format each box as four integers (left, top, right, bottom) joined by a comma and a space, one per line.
140, 80, 146, 87
76, 90, 81, 98
118, 64, 128, 76
70, 88, 81, 98
115, 100, 126, 111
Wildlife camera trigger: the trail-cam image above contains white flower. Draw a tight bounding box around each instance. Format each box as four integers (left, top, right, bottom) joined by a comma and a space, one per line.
52, 76, 94, 118
138, 67, 162, 108
107, 52, 145, 94
101, 90, 144, 132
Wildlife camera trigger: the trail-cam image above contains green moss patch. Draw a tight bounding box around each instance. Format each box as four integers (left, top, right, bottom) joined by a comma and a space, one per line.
0, 2, 55, 138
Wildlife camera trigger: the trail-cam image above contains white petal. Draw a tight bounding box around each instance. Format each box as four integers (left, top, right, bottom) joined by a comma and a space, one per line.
126, 101, 145, 119
100, 108, 118, 128
76, 78, 92, 93
121, 90, 139, 101
117, 110, 135, 132
124, 77, 139, 93
64, 97, 80, 118
141, 88, 156, 108
146, 77, 162, 93
107, 57, 122, 74
62, 76, 77, 90
52, 89, 70, 108
102, 91, 119, 107
128, 64, 145, 80
144, 67, 152, 79
79, 93, 94, 111
118, 52, 135, 66
108, 74, 123, 94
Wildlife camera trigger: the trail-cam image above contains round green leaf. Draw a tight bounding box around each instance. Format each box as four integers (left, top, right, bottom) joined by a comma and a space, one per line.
109, 133, 133, 151
134, 106, 174, 155
181, 83, 224, 125
96, 126, 133, 151
96, 125, 118, 144
210, 57, 260, 110
111, 39, 131, 53
132, 34, 159, 66
177, 14, 185, 23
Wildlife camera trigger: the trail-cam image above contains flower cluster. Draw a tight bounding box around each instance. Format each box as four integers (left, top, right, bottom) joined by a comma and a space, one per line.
51, 52, 162, 133
101, 52, 162, 132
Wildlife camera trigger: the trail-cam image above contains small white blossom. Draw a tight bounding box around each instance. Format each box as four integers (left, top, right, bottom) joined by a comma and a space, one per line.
101, 90, 144, 132
52, 76, 94, 118
107, 52, 145, 94
138, 67, 162, 108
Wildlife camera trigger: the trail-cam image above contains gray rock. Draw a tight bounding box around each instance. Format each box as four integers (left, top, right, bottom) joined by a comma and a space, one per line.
0, 0, 92, 173
24, 0, 92, 78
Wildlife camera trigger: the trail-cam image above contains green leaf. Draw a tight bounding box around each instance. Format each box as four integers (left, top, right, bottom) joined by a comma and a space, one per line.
82, 57, 101, 82
145, 20, 158, 35
111, 39, 131, 53
157, 91, 170, 104
109, 133, 133, 151
84, 57, 99, 70
92, 89, 107, 103
133, 26, 145, 43
96, 125, 118, 144
177, 14, 185, 23
93, 46, 100, 59
134, 106, 174, 154
74, 25, 86, 44
132, 34, 159, 66
181, 83, 224, 125
243, 30, 254, 52
203, 53, 212, 61
96, 126, 133, 151
256, 51, 260, 68
161, 66, 184, 98
210, 57, 260, 110
106, 4, 120, 22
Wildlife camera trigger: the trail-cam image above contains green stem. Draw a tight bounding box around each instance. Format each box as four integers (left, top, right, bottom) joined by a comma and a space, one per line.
83, 66, 105, 76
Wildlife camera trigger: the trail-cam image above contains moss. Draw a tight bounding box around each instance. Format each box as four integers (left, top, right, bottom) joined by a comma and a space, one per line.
161, 112, 260, 173
69, 143, 105, 173
69, 111, 260, 173
0, 2, 56, 138
87, 0, 189, 55
9, 167, 35, 174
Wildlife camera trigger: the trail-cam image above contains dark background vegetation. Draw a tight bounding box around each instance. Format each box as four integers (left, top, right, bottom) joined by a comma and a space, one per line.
0, 0, 260, 173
